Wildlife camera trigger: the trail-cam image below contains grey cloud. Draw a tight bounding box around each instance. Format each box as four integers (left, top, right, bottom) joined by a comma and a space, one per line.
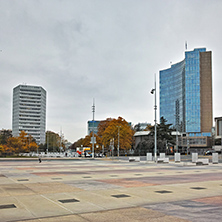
1, 0, 222, 142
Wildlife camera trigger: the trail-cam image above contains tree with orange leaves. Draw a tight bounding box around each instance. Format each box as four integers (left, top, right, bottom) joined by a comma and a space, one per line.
5, 131, 38, 154
97, 118, 113, 137
80, 132, 102, 152
99, 117, 134, 152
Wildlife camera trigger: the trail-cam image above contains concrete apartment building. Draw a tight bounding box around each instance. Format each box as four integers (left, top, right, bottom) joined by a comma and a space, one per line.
12, 84, 46, 145
159, 48, 213, 152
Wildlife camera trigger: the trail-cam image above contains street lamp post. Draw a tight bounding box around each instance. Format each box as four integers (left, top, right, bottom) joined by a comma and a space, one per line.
176, 123, 178, 153
186, 120, 191, 155
92, 99, 95, 158
117, 126, 121, 158
110, 138, 114, 159
175, 100, 179, 153
187, 133, 189, 155
151, 74, 157, 162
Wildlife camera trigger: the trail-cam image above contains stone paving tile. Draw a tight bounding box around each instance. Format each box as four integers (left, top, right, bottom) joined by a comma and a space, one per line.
98, 178, 157, 188
193, 195, 222, 205
24, 182, 83, 194
32, 171, 89, 176
42, 193, 107, 214
64, 180, 122, 190
80, 207, 189, 222
123, 172, 222, 185
14, 208, 189, 222
0, 159, 222, 221
145, 199, 222, 222
171, 200, 216, 209
14, 194, 72, 219
0, 184, 36, 196
190, 215, 222, 222
3, 172, 37, 177
15, 215, 87, 222
0, 177, 13, 185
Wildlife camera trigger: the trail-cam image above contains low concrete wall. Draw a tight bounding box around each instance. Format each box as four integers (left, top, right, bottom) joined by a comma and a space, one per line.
146, 153, 153, 161
174, 153, 181, 162
212, 153, 218, 164
129, 157, 140, 162
192, 153, 198, 163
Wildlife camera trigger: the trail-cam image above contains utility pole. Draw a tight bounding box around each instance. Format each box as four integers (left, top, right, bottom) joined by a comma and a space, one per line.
175, 99, 179, 153
92, 99, 95, 158
47, 131, 49, 154
151, 74, 157, 162
117, 126, 121, 158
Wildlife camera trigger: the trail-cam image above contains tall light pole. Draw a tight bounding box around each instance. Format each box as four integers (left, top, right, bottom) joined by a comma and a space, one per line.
151, 74, 157, 162
187, 132, 189, 155
117, 126, 121, 158
175, 99, 180, 153
47, 131, 49, 154
92, 99, 95, 158
186, 120, 190, 155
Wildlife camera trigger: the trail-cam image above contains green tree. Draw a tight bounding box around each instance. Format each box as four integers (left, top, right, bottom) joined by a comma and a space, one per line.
45, 131, 62, 152
0, 129, 12, 145
135, 117, 175, 155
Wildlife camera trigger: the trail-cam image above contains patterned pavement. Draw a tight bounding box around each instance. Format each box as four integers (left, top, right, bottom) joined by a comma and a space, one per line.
0, 158, 221, 221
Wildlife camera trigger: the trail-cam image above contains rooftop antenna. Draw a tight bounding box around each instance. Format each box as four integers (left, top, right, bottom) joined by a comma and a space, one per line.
185, 41, 188, 51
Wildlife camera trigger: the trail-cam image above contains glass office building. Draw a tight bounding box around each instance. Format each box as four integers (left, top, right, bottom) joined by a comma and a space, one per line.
160, 48, 212, 135
160, 60, 185, 131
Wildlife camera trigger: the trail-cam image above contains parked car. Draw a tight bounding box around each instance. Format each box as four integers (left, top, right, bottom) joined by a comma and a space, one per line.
204, 150, 216, 155
85, 152, 92, 158
95, 152, 104, 158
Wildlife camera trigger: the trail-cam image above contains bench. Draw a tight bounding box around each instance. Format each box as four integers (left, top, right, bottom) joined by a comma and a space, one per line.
196, 159, 209, 165
129, 157, 140, 162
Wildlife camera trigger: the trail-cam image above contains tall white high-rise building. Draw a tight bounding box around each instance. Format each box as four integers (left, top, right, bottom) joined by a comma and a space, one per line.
12, 84, 46, 144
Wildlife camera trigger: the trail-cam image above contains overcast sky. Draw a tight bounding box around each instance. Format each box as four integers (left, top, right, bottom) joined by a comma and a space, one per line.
0, 0, 222, 143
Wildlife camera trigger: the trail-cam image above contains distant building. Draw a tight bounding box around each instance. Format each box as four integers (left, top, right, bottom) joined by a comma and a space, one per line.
134, 122, 151, 131
134, 131, 150, 148
160, 48, 212, 135
214, 117, 222, 139
213, 117, 222, 152
160, 48, 213, 153
12, 84, 46, 144
179, 133, 212, 154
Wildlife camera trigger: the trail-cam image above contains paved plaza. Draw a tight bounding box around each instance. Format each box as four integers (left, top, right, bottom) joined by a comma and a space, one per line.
0, 158, 221, 222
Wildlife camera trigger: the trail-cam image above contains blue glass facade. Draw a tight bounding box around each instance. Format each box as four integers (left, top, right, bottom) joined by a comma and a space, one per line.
160, 60, 185, 128
159, 48, 211, 135
185, 48, 206, 132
